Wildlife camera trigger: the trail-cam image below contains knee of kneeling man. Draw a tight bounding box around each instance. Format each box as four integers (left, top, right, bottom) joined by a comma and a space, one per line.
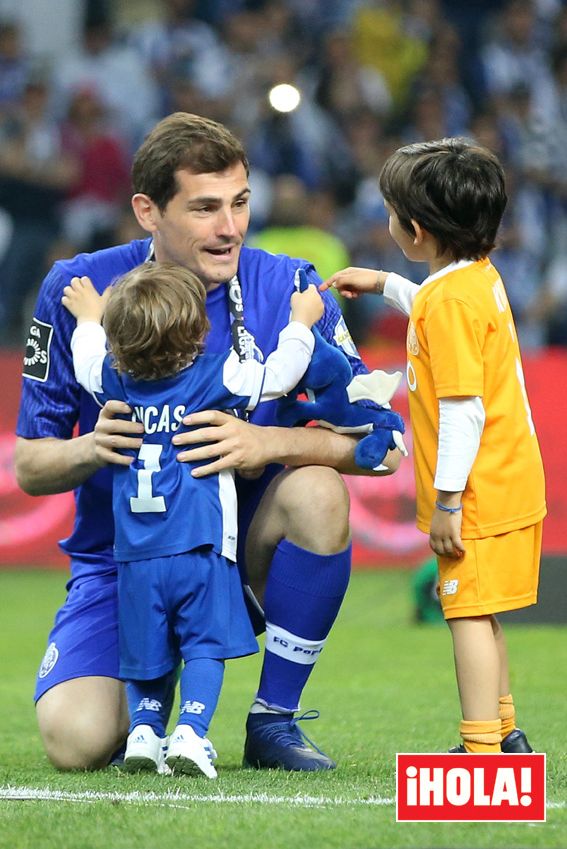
41, 716, 121, 771
303, 467, 349, 514
285, 468, 350, 548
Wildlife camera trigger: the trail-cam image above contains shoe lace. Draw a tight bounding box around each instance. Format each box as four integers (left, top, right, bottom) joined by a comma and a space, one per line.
264, 709, 329, 757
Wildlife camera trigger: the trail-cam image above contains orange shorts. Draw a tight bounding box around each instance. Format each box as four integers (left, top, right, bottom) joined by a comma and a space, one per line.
437, 521, 543, 619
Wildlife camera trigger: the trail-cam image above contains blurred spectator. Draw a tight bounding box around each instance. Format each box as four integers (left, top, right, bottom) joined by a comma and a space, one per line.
1, 0, 567, 350
0, 77, 78, 346
0, 20, 30, 117
313, 29, 392, 121
480, 0, 552, 105
51, 15, 160, 152
128, 0, 230, 116
537, 253, 567, 344
250, 174, 350, 281
352, 1, 430, 109
245, 52, 356, 195
60, 88, 131, 252
405, 24, 472, 136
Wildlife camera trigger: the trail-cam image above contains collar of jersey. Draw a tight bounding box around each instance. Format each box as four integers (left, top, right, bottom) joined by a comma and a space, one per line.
420, 259, 475, 289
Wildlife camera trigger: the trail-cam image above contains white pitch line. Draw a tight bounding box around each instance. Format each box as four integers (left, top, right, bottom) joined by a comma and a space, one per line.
0, 785, 394, 809
1, 787, 564, 812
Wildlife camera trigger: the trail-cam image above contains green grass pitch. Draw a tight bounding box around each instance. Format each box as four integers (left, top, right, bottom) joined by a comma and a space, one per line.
0, 569, 565, 849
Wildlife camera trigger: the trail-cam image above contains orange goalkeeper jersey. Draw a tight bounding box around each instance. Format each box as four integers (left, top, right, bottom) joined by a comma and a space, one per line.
407, 258, 546, 538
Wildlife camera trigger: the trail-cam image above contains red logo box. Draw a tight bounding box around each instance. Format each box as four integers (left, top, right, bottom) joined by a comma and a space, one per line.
396, 753, 546, 822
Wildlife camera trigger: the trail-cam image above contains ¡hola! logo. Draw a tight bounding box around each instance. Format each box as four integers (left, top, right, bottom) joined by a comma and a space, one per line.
396, 753, 546, 822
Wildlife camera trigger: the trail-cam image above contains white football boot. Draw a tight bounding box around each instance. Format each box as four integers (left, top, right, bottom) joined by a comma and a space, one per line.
166, 724, 218, 779
123, 724, 162, 772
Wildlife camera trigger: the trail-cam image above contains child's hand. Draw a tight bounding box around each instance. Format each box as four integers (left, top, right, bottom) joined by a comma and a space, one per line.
429, 508, 466, 559
290, 284, 324, 328
61, 276, 110, 324
320, 267, 389, 298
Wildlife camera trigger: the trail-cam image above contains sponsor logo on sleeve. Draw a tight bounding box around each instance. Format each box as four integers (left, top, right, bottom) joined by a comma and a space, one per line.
333, 316, 359, 358
23, 318, 53, 382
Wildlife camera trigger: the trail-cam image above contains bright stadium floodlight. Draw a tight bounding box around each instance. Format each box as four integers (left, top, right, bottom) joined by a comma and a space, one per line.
268, 83, 301, 113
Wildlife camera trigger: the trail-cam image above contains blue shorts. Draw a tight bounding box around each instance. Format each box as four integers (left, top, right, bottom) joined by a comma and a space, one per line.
118, 549, 259, 680
35, 571, 120, 702
34, 486, 270, 701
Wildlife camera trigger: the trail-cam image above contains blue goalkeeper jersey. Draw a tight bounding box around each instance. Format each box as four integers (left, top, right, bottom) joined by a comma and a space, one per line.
16, 240, 368, 579
94, 345, 295, 563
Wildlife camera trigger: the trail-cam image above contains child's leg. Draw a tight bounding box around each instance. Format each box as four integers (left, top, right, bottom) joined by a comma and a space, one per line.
492, 616, 524, 740
126, 673, 174, 737
492, 616, 511, 697
448, 615, 502, 753
176, 658, 225, 738
167, 658, 224, 778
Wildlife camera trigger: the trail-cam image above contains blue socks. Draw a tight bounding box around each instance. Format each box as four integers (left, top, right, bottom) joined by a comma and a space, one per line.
127, 659, 224, 738
177, 657, 225, 737
256, 539, 351, 712
127, 670, 175, 736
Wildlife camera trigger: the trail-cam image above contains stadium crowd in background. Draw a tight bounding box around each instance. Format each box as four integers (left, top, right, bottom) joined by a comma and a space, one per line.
2, 0, 567, 348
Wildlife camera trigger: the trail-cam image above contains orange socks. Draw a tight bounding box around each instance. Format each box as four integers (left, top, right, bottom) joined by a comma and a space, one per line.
499, 694, 516, 739
460, 719, 502, 753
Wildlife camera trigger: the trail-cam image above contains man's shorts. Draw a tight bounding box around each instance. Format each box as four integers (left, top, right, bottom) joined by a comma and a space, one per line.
437, 521, 543, 619
118, 549, 259, 680
34, 571, 120, 703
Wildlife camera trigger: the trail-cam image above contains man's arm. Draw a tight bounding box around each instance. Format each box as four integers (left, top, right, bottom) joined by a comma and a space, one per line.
15, 433, 105, 496
172, 410, 401, 479
15, 401, 144, 496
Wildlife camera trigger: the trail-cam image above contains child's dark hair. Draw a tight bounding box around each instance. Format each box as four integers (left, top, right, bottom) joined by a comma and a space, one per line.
103, 262, 210, 381
379, 137, 507, 261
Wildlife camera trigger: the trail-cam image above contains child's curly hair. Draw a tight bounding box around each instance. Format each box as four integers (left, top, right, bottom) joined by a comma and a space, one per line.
103, 262, 210, 381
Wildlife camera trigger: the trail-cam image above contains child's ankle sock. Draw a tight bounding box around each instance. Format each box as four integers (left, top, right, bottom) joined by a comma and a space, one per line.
460, 719, 502, 753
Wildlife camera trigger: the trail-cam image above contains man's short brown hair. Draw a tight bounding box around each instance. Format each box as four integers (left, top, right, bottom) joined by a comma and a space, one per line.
103, 262, 210, 381
132, 112, 249, 212
379, 137, 507, 261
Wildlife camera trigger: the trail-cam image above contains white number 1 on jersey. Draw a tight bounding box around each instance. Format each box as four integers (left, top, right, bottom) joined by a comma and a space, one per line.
130, 443, 166, 513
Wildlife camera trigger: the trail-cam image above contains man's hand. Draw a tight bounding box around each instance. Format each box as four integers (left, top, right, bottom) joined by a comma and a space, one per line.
172, 410, 270, 478
429, 508, 466, 559
93, 400, 144, 467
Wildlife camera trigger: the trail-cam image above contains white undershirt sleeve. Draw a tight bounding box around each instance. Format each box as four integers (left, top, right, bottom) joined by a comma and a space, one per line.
70, 321, 107, 395
383, 272, 420, 316
222, 321, 315, 410
434, 396, 486, 491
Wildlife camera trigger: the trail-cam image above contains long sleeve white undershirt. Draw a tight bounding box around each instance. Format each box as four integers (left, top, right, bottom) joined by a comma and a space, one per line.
435, 396, 485, 490
70, 320, 315, 408
383, 272, 420, 316
71, 321, 107, 395
381, 272, 485, 491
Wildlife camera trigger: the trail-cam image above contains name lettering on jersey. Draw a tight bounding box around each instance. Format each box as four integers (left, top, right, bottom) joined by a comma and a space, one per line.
22, 317, 53, 382
407, 321, 419, 355
132, 404, 186, 433
333, 316, 359, 358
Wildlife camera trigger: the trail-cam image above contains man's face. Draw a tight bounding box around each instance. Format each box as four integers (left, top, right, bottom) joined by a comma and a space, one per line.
151, 163, 251, 290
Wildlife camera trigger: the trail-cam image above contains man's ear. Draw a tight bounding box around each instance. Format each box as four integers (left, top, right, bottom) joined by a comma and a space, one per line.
131, 193, 159, 233
411, 219, 425, 246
